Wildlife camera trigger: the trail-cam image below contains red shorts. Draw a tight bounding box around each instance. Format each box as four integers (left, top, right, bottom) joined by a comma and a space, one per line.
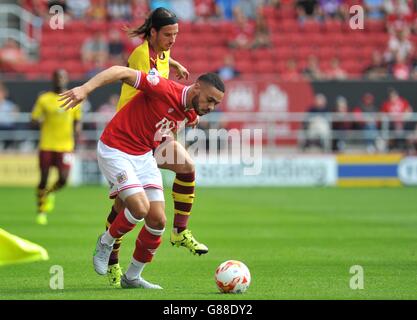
39, 151, 73, 172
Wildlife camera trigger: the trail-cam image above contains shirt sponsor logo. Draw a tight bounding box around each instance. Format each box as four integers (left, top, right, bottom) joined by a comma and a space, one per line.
146, 68, 160, 86
155, 117, 176, 134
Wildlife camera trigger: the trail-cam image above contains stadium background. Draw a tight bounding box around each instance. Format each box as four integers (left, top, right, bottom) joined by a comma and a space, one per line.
1, 0, 417, 300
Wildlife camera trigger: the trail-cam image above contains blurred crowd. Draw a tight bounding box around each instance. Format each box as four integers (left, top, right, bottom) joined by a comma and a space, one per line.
1, 77, 416, 154
302, 87, 417, 153
0, 0, 417, 80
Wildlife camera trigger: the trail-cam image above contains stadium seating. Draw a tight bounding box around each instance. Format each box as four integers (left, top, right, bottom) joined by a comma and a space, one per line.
12, 5, 393, 80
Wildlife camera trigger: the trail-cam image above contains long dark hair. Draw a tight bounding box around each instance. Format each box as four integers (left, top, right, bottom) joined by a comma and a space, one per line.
127, 7, 178, 39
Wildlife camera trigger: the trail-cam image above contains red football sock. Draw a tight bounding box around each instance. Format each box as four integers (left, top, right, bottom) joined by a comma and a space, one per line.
108, 210, 137, 238
133, 225, 163, 263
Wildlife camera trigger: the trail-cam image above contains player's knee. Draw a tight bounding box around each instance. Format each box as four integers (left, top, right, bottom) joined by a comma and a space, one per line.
146, 215, 166, 230
134, 198, 150, 218
114, 197, 125, 213
124, 193, 150, 220
176, 158, 194, 174
184, 159, 195, 173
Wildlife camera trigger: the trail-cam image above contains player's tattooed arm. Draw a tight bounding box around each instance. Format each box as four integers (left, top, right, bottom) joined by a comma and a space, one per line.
59, 66, 139, 110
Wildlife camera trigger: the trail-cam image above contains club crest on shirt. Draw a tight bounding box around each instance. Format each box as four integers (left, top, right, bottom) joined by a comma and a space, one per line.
116, 171, 128, 184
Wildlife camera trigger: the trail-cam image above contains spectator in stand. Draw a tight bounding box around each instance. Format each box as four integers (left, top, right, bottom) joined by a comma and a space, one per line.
302, 93, 331, 151
85, 55, 108, 78
216, 0, 240, 20
228, 7, 256, 49
81, 31, 109, 65
67, 0, 91, 19
171, 0, 196, 21
0, 82, 20, 150
302, 55, 324, 80
238, 0, 265, 20
318, 0, 345, 20
0, 39, 28, 73
132, 0, 150, 20
250, 10, 271, 49
364, 0, 385, 20
88, 0, 107, 21
108, 28, 126, 65
380, 87, 413, 150
215, 54, 240, 80
332, 96, 352, 152
325, 57, 347, 80
384, 0, 411, 15
389, 52, 411, 80
19, 0, 48, 19
411, 65, 417, 80
296, 0, 320, 23
352, 93, 379, 152
195, 0, 218, 20
385, 0, 413, 31
363, 50, 388, 79
107, 0, 133, 21
281, 58, 301, 81
385, 28, 414, 63
96, 94, 119, 128
406, 124, 417, 154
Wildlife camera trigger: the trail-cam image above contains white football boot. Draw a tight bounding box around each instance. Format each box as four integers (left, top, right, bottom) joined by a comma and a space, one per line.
120, 274, 163, 289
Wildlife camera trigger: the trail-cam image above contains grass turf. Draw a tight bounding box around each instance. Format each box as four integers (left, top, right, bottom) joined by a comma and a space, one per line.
0, 186, 416, 300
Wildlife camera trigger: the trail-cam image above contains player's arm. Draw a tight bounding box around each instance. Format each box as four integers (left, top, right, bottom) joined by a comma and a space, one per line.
59, 66, 140, 110
30, 95, 44, 128
169, 57, 189, 80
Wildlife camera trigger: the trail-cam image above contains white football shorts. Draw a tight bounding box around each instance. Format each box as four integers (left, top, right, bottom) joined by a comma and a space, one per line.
97, 140, 164, 202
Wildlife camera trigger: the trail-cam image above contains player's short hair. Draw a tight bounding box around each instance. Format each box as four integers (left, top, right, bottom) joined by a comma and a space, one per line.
127, 7, 178, 39
197, 73, 225, 93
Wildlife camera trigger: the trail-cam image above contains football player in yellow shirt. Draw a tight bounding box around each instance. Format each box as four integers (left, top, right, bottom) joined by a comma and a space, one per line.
104, 7, 208, 287
31, 69, 82, 225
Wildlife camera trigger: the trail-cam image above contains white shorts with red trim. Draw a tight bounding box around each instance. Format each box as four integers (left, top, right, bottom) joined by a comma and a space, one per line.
97, 140, 164, 201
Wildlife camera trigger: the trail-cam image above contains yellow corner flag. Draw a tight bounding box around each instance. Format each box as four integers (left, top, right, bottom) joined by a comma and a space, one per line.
0, 228, 49, 267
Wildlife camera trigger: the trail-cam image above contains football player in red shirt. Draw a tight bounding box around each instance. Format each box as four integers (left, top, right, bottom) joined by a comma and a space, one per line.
60, 66, 225, 289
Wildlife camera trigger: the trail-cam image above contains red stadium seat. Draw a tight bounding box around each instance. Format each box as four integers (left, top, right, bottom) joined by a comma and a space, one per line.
323, 20, 343, 33
235, 60, 255, 73
318, 46, 338, 60
279, 19, 298, 33
365, 20, 385, 33
298, 20, 322, 33
263, 6, 277, 19
254, 60, 277, 74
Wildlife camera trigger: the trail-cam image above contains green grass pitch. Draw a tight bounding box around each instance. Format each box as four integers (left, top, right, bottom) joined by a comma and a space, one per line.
1, 186, 417, 300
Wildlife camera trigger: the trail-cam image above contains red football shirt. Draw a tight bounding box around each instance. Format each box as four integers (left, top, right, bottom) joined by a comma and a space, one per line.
100, 70, 197, 155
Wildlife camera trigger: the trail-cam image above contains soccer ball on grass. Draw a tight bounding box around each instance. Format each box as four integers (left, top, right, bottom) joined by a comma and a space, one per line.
214, 260, 251, 293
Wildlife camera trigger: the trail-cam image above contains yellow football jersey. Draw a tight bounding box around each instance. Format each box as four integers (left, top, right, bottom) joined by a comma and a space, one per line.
116, 39, 170, 111
31, 91, 82, 152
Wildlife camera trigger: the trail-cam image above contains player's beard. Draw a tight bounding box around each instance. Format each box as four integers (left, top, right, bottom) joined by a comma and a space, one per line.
192, 95, 205, 116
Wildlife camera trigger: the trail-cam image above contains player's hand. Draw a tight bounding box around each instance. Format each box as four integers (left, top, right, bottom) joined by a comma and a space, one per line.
59, 86, 87, 110
174, 63, 189, 80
